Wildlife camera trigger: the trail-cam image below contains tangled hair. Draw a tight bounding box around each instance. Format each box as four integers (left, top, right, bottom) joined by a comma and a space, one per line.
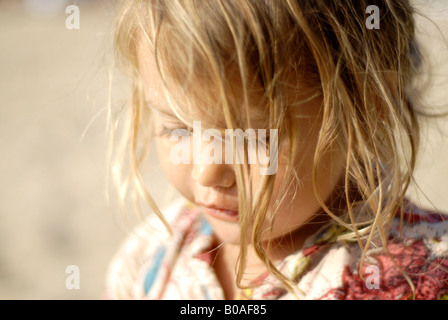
111, 0, 424, 295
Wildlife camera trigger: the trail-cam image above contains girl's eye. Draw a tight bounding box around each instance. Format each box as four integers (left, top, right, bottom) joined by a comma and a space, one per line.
263, 133, 271, 143
157, 126, 192, 138
256, 132, 270, 145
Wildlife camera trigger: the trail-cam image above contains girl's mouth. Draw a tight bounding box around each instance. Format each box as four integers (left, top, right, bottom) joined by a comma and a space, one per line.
200, 205, 239, 222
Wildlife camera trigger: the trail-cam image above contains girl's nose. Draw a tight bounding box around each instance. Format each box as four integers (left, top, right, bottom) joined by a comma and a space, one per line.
192, 163, 235, 189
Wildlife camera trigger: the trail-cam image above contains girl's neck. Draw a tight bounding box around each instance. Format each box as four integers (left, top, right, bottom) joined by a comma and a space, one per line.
211, 212, 331, 299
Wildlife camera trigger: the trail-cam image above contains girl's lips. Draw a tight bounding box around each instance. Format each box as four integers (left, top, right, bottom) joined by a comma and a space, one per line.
200, 206, 239, 222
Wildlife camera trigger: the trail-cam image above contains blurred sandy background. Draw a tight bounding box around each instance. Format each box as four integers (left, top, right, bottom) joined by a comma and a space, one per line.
0, 0, 447, 299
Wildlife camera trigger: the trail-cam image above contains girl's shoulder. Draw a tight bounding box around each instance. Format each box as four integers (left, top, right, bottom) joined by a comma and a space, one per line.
302, 201, 448, 300
243, 201, 448, 300
337, 202, 448, 300
390, 200, 448, 241
104, 198, 208, 299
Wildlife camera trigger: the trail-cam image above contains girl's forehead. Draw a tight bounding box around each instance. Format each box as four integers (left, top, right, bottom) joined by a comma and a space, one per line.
138, 38, 320, 128
140, 57, 264, 127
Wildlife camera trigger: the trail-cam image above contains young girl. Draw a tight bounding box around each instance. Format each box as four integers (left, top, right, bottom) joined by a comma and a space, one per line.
105, 0, 448, 300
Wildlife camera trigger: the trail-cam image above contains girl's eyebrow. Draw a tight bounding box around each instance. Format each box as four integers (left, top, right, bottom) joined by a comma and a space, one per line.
145, 100, 177, 118
146, 99, 269, 127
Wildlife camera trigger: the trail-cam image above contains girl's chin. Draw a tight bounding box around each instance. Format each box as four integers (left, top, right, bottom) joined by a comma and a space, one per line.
202, 214, 241, 244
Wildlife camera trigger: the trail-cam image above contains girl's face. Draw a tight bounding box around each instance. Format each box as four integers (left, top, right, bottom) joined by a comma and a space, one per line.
140, 50, 345, 253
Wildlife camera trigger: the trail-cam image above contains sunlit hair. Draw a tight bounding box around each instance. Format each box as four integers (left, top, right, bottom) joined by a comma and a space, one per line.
111, 0, 425, 295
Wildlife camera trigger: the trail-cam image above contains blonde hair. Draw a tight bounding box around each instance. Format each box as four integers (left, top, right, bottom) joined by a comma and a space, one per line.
111, 0, 424, 295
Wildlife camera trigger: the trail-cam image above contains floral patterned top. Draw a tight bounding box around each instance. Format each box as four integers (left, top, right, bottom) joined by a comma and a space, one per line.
105, 198, 448, 300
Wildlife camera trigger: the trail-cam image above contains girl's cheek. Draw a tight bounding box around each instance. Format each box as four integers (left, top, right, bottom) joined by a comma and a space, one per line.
155, 138, 194, 198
